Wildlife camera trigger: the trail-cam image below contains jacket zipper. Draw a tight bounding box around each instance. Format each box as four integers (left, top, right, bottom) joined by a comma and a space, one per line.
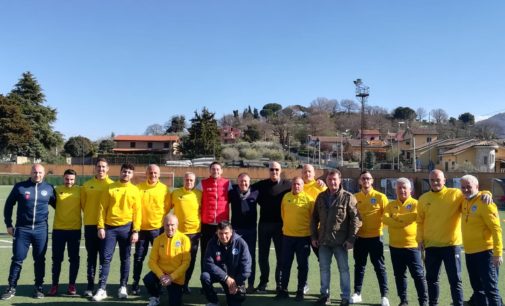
32, 183, 39, 230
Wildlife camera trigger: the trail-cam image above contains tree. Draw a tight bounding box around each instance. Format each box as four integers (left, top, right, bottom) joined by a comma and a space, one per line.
7, 72, 63, 159
243, 124, 261, 142
416, 107, 427, 121
392, 106, 416, 121
165, 115, 186, 133
97, 139, 115, 153
260, 103, 282, 118
430, 108, 448, 124
180, 108, 221, 158
0, 95, 32, 156
364, 151, 376, 170
253, 108, 260, 119
340, 99, 359, 116
64, 136, 95, 157
458, 112, 475, 126
144, 123, 164, 135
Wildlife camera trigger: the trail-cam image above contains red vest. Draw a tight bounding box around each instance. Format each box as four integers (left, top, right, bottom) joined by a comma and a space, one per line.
201, 177, 230, 224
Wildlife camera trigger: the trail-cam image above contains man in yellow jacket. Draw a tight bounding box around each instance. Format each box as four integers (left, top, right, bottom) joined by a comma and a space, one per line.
276, 177, 314, 302
169, 171, 202, 293
460, 175, 503, 306
48, 169, 81, 297
92, 163, 142, 302
132, 164, 170, 295
382, 178, 427, 306
417, 169, 491, 306
351, 171, 389, 306
143, 213, 190, 306
80, 158, 114, 297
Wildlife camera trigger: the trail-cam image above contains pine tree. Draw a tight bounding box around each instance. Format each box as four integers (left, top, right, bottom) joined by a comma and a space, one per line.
181, 108, 221, 158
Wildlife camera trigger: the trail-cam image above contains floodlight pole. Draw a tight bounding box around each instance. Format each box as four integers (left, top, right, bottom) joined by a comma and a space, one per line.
354, 79, 369, 171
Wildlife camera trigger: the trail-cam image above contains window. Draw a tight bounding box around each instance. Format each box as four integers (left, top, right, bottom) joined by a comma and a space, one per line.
130, 142, 136, 148
484, 156, 488, 165
148, 142, 153, 149
427, 137, 432, 143
406, 152, 411, 159
164, 142, 170, 148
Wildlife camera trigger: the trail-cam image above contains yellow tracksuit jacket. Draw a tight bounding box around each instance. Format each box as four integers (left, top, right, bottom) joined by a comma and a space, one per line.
138, 180, 170, 230
169, 187, 202, 234
281, 191, 314, 237
81, 176, 114, 226
98, 181, 141, 231
54, 185, 82, 230
382, 196, 418, 248
355, 188, 388, 238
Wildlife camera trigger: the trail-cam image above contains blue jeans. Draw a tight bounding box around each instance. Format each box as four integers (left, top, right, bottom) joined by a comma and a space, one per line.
425, 246, 463, 306
235, 228, 257, 288
465, 250, 501, 306
132, 228, 162, 283
8, 225, 48, 288
353, 236, 388, 296
143, 271, 183, 306
280, 235, 310, 292
390, 247, 428, 305
98, 223, 132, 289
51, 229, 81, 285
319, 244, 350, 299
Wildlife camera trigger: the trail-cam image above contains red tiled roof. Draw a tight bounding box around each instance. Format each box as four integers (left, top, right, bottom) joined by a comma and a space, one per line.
114, 135, 179, 142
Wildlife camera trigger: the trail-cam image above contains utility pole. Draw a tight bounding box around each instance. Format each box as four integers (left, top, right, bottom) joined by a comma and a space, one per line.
354, 79, 369, 171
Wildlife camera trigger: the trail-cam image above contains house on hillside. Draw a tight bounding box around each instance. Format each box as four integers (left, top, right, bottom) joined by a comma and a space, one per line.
397, 127, 439, 169
219, 126, 241, 144
113, 135, 180, 159
408, 138, 500, 172
357, 129, 381, 141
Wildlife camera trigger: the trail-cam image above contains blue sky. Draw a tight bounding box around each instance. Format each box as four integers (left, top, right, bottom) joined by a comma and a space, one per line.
1, 1, 504, 140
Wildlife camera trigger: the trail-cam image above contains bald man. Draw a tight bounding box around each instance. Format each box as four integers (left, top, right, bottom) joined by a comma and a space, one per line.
2, 164, 56, 300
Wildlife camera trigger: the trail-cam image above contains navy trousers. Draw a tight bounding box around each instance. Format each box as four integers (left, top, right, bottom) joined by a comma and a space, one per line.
8, 225, 48, 288
235, 228, 257, 288
353, 236, 389, 297
425, 246, 463, 306
84, 225, 100, 290
280, 235, 311, 292
51, 229, 81, 285
98, 223, 132, 289
143, 271, 183, 306
132, 228, 162, 284
184, 232, 200, 288
390, 246, 428, 305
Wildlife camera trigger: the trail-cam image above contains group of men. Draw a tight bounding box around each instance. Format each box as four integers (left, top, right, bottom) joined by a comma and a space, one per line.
2, 160, 503, 306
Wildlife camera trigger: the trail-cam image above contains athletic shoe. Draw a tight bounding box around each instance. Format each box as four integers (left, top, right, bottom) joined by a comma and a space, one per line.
92, 288, 108, 302
83, 290, 93, 298
1, 287, 16, 300
381, 296, 390, 306
303, 283, 309, 294
398, 301, 408, 306
316, 295, 331, 305
67, 284, 77, 295
275, 290, 289, 299
350, 293, 362, 304
33, 287, 45, 299
295, 290, 304, 302
118, 286, 128, 299
255, 284, 267, 294
183, 285, 191, 294
246, 286, 255, 294
47, 285, 58, 296
147, 296, 160, 306
131, 282, 140, 296
341, 298, 350, 306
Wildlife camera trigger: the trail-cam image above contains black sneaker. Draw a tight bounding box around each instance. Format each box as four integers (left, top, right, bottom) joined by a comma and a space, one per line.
316, 295, 331, 305
183, 285, 191, 294
1, 287, 16, 300
255, 284, 267, 294
398, 301, 408, 306
131, 282, 140, 296
275, 290, 289, 300
33, 287, 45, 299
340, 298, 349, 306
295, 291, 304, 302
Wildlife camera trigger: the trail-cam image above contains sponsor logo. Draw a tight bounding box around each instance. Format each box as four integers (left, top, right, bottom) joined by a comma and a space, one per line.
41, 190, 48, 197
232, 248, 239, 255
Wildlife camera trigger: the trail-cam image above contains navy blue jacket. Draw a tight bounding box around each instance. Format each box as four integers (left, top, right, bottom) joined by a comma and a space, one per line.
203, 232, 252, 284
228, 185, 259, 230
4, 179, 56, 229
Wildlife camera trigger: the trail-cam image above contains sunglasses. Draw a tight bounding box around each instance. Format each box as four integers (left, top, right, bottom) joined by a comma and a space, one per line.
270, 168, 280, 172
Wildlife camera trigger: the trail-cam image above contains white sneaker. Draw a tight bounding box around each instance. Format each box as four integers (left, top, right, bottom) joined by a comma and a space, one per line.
381, 296, 390, 306
118, 286, 128, 299
303, 283, 309, 294
92, 288, 108, 302
350, 293, 362, 304
147, 296, 160, 306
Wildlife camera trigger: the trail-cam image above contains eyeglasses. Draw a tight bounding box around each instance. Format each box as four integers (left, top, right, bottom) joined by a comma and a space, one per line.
270, 168, 280, 172
361, 177, 372, 181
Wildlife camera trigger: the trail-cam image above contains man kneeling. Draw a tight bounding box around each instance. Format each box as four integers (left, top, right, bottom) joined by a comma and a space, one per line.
201, 221, 251, 306
143, 214, 190, 306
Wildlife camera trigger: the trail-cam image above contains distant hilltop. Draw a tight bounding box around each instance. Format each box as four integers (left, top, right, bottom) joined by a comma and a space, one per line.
476, 112, 505, 137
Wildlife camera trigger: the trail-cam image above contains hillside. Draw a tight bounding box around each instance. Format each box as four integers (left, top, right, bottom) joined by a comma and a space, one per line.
476, 112, 505, 137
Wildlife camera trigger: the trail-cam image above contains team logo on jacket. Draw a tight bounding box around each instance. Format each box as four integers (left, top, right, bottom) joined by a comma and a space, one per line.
175, 241, 181, 247
215, 251, 221, 262
370, 198, 377, 205
232, 248, 239, 255
471, 205, 477, 213
41, 190, 48, 197
405, 204, 412, 210
25, 191, 31, 200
